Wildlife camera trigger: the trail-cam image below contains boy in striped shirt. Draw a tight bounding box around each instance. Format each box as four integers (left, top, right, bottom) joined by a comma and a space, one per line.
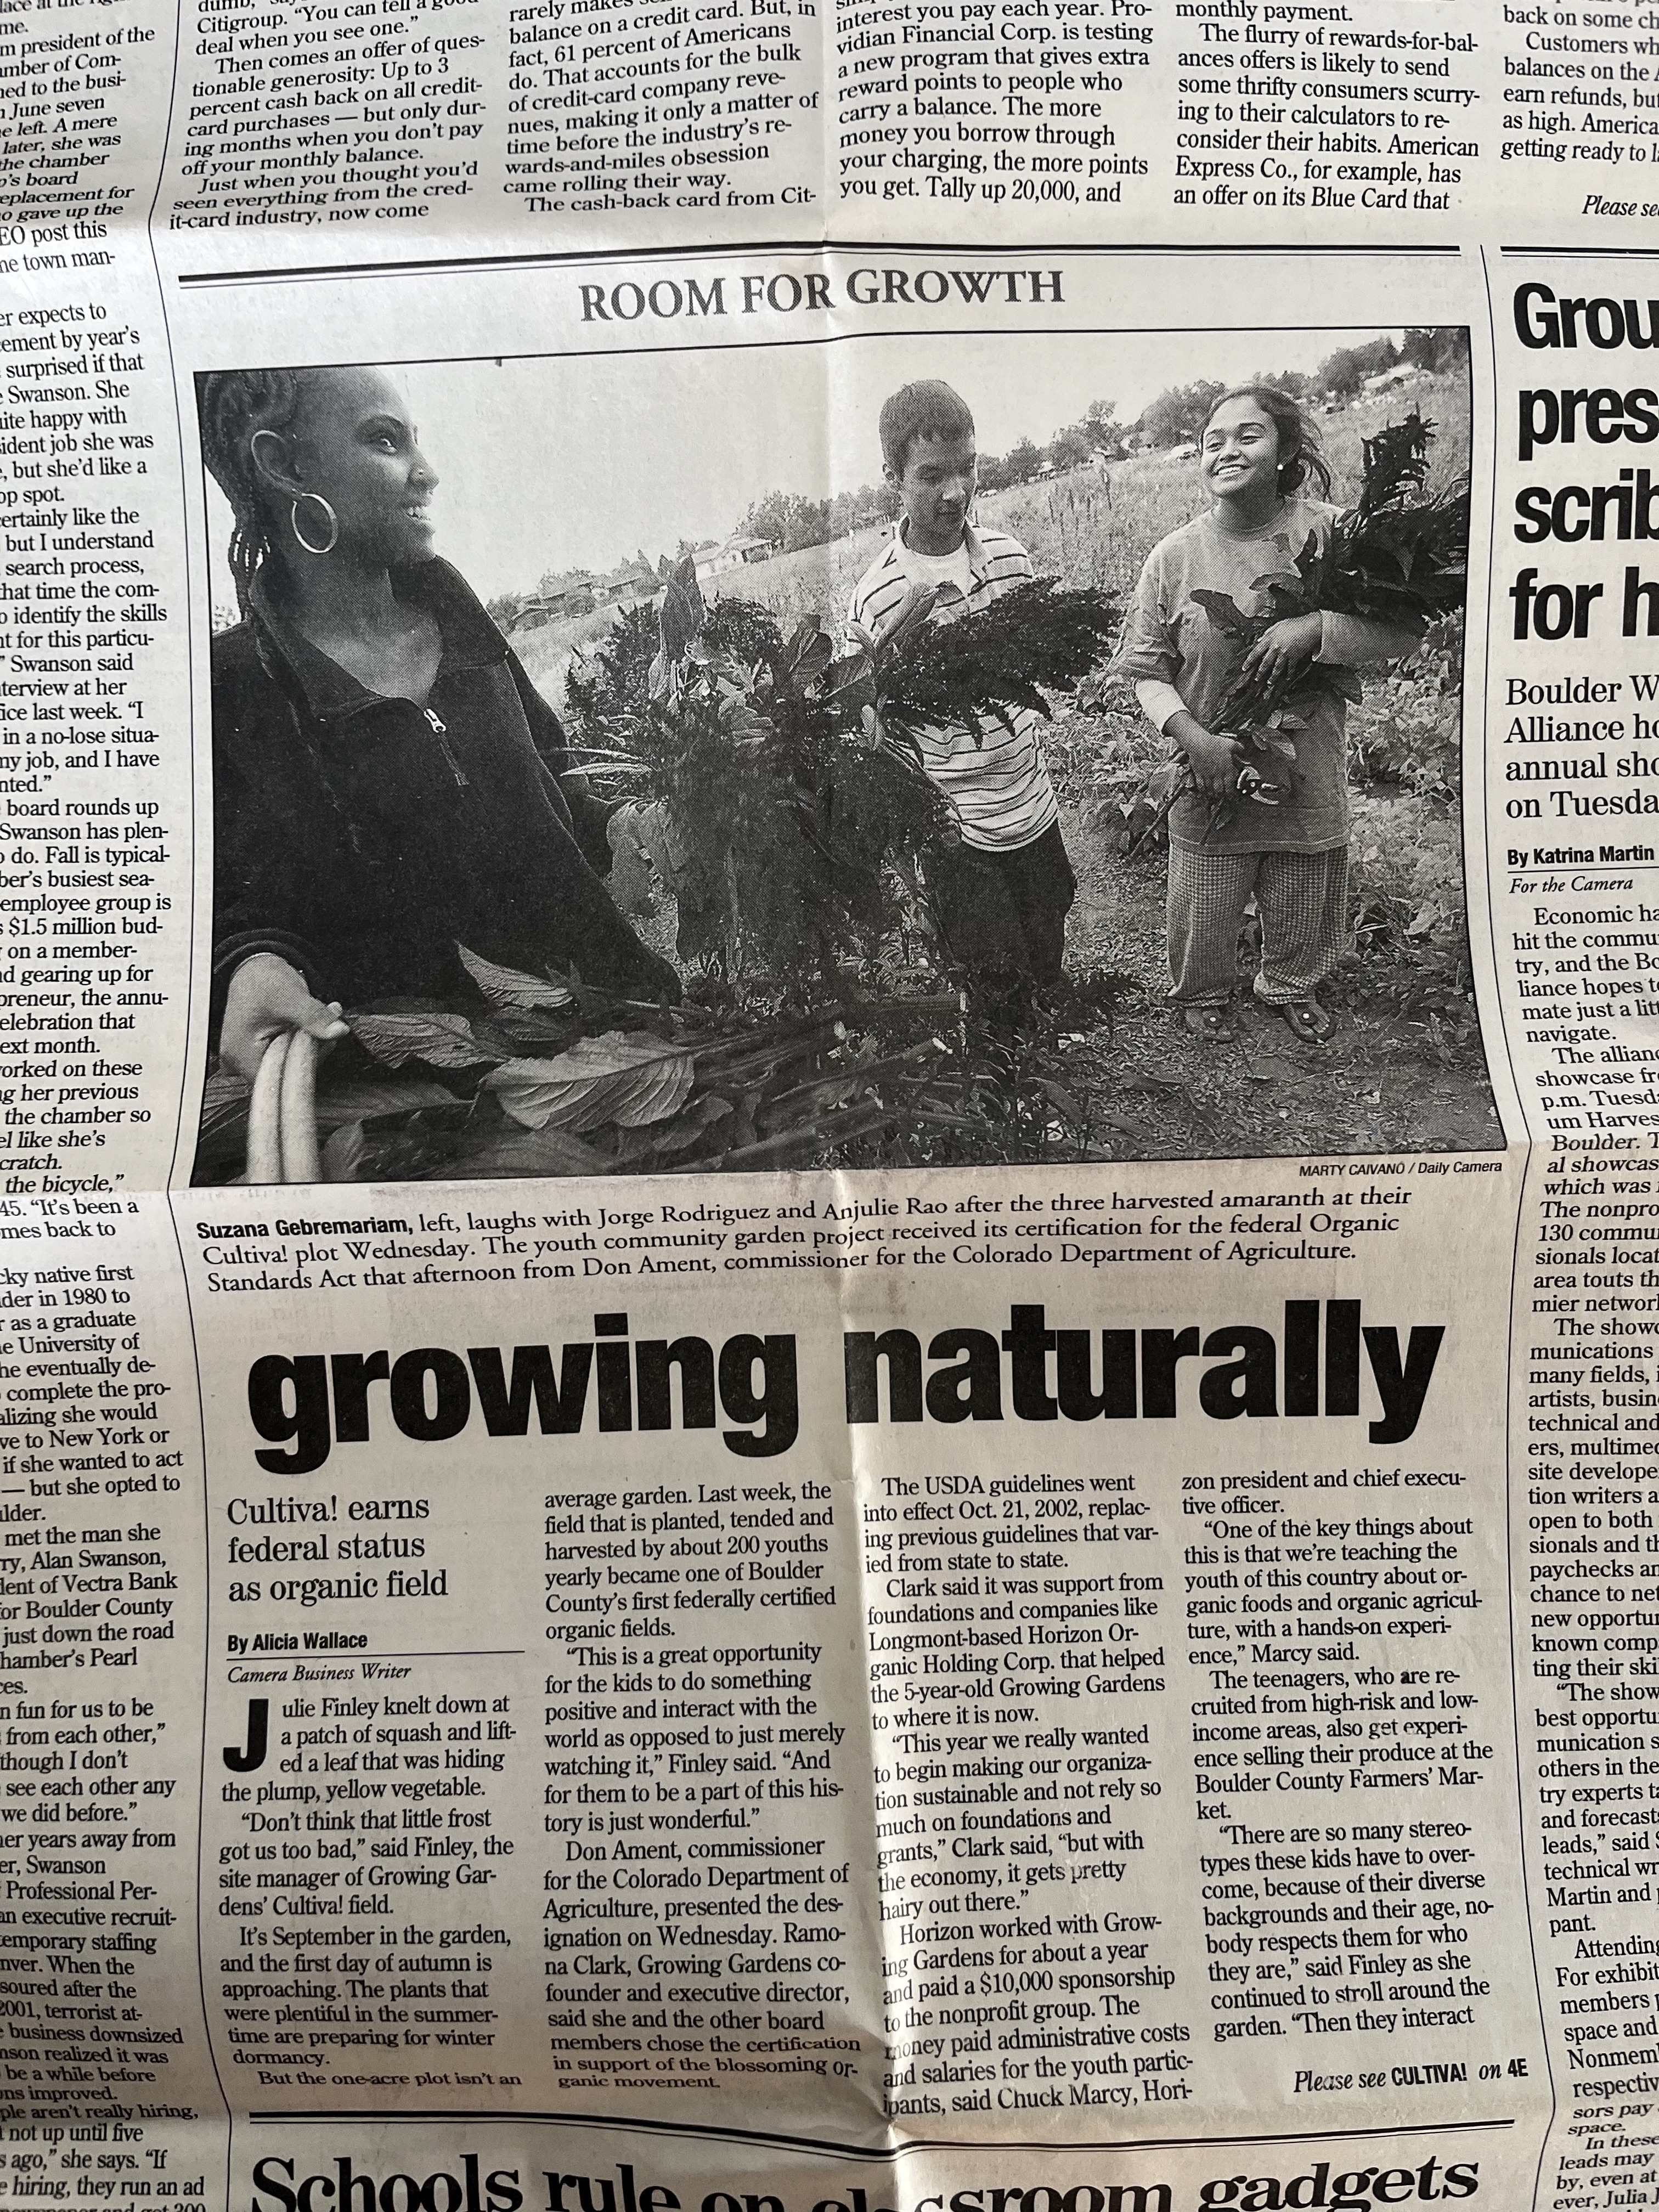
847, 379, 1075, 985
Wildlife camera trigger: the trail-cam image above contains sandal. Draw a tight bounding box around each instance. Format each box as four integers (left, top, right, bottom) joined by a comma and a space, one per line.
1279, 997, 1333, 1043
1181, 1003, 1236, 1043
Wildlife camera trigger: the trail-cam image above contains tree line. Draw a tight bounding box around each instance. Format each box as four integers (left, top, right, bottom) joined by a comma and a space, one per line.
739, 329, 1470, 556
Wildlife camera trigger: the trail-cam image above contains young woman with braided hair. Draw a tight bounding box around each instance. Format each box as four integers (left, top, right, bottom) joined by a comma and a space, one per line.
201, 365, 677, 1090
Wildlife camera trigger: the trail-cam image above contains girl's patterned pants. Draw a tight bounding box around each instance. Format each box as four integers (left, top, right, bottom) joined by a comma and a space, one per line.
1166, 843, 1350, 1008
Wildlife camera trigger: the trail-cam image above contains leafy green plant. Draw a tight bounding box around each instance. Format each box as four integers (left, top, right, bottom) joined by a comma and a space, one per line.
194, 958, 1127, 1184
566, 558, 1118, 1004
1350, 610, 1464, 803
1341, 790, 1477, 1046
1341, 605, 1471, 1041
568, 589, 954, 997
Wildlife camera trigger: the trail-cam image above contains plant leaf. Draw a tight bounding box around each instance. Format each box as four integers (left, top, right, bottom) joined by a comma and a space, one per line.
314, 1076, 458, 1130
1191, 588, 1255, 642
457, 943, 574, 1009
450, 1126, 619, 1178
200, 1068, 250, 1137
322, 1121, 366, 1182
611, 1093, 735, 1162
658, 556, 704, 664
350, 1009, 491, 1070
484, 1031, 695, 1132
785, 616, 834, 690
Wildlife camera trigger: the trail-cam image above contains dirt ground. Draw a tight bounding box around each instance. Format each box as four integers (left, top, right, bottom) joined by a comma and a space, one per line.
1049, 804, 1504, 1164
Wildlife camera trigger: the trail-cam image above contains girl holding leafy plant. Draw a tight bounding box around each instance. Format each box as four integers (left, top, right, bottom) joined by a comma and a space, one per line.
199, 365, 678, 1094
1116, 386, 1425, 1045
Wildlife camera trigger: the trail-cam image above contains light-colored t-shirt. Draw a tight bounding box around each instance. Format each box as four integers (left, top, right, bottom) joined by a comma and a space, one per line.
902, 541, 977, 599
1114, 498, 1417, 856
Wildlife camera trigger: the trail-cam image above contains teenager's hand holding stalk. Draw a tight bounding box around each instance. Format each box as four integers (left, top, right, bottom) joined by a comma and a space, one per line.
1239, 612, 1323, 708
1169, 710, 1242, 804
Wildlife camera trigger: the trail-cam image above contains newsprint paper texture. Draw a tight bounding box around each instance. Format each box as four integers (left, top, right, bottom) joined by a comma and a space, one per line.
4, 3, 1659, 2210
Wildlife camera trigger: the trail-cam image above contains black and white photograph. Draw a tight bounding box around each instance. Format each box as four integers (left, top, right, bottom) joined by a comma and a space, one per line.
190, 323, 1496, 1185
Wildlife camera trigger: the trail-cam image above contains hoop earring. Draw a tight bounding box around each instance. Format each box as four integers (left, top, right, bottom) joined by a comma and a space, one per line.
290, 493, 338, 556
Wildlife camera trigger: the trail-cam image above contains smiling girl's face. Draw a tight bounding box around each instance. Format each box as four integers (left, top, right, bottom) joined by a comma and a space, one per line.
1200, 394, 1283, 511
259, 366, 440, 569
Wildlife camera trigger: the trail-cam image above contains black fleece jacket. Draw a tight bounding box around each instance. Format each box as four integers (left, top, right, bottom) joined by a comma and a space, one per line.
210, 557, 674, 1041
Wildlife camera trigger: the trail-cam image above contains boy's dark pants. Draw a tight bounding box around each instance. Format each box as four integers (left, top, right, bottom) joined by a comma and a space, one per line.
927, 822, 1076, 984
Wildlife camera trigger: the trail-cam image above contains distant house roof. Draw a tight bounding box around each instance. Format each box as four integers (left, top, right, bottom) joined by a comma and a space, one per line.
510, 580, 599, 630
590, 560, 656, 600
537, 567, 596, 598
695, 534, 774, 579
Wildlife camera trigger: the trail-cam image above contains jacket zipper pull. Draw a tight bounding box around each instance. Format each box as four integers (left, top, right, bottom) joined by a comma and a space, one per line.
424, 706, 468, 788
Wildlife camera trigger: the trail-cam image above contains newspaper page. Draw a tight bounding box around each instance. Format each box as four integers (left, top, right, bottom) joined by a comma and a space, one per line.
0, 3, 1655, 2210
